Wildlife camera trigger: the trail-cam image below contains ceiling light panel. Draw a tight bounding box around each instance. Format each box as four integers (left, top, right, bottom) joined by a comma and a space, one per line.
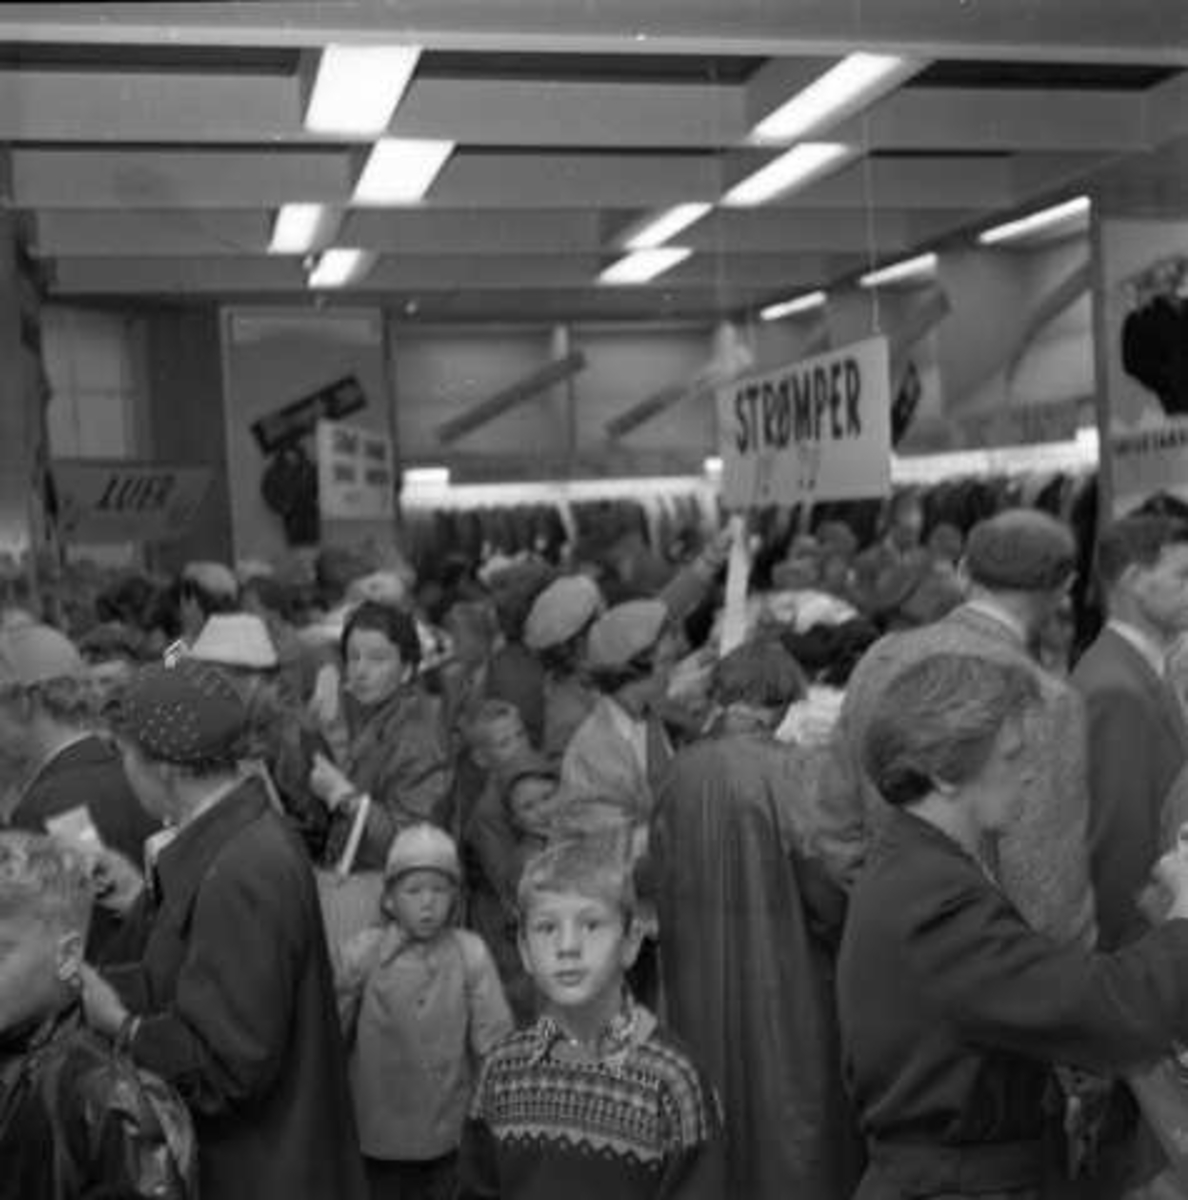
269, 203, 336, 254
307, 248, 376, 288
353, 138, 455, 206
625, 203, 713, 251
305, 45, 422, 137
599, 247, 692, 286
722, 142, 855, 208
978, 196, 1091, 246
752, 53, 918, 144
859, 252, 938, 288
760, 290, 827, 321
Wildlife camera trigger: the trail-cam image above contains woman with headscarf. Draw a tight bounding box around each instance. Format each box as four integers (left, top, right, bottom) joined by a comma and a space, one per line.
650, 636, 859, 1200
309, 601, 453, 871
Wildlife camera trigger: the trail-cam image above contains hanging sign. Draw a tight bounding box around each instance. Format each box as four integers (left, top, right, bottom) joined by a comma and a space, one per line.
251, 374, 367, 454
957, 398, 1081, 450
717, 336, 891, 509
315, 419, 395, 521
52, 461, 212, 543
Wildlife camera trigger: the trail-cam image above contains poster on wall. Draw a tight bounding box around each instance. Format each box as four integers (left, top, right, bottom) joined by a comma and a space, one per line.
53, 461, 211, 543
717, 335, 891, 510
315, 419, 395, 521
1098, 217, 1188, 515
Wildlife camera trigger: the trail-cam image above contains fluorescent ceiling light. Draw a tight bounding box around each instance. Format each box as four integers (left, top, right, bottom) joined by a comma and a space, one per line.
753, 53, 916, 144
704, 456, 724, 475
404, 466, 450, 487
307, 248, 375, 289
860, 252, 938, 288
599, 247, 692, 286
722, 142, 854, 208
978, 195, 1091, 246
625, 203, 713, 251
305, 44, 421, 136
353, 138, 455, 205
761, 290, 827, 321
269, 203, 334, 254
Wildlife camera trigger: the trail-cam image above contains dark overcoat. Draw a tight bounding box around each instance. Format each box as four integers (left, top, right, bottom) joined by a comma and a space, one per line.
107, 778, 367, 1200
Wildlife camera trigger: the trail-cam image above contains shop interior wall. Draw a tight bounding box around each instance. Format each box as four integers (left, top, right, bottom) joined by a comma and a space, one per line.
391, 321, 719, 479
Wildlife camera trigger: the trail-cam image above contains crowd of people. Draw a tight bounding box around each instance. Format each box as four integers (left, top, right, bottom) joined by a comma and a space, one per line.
5, 490, 1188, 1200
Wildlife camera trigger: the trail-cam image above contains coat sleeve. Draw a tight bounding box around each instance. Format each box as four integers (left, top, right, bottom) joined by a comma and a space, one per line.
901, 872, 1188, 1073
121, 849, 306, 1117
362, 708, 455, 859
458, 934, 514, 1059
1081, 683, 1165, 948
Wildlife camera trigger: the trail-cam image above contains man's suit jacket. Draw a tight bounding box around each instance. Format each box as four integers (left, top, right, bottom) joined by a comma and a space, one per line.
1072, 627, 1188, 950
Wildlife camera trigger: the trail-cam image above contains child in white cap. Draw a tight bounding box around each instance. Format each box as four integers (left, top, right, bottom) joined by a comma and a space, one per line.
337, 824, 512, 1200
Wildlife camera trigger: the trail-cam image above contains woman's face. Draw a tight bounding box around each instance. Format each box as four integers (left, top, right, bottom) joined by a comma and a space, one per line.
345, 626, 407, 706
965, 717, 1030, 835
120, 741, 173, 823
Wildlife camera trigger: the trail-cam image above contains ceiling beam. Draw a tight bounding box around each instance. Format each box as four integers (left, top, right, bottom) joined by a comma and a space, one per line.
0, 1, 1184, 63
436, 351, 587, 444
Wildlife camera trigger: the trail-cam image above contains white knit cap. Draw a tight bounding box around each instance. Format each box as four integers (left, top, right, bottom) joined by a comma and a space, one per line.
384, 824, 460, 882
189, 614, 279, 671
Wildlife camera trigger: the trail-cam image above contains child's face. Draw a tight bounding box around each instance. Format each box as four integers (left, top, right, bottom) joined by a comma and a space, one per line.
508, 776, 556, 833
519, 890, 641, 1019
387, 869, 455, 941
0, 912, 74, 1035
477, 715, 529, 772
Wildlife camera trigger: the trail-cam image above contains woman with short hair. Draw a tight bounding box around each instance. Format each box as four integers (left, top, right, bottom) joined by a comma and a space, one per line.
840, 652, 1188, 1200
309, 601, 454, 871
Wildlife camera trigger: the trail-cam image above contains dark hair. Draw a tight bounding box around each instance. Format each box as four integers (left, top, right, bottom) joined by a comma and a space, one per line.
862, 654, 1040, 808
1097, 516, 1188, 590
178, 578, 236, 621
713, 637, 807, 709
341, 601, 422, 671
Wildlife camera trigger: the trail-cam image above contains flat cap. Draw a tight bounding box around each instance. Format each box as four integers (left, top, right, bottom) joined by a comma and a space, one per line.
0, 624, 84, 689
524, 576, 604, 652
965, 509, 1076, 593
586, 599, 668, 671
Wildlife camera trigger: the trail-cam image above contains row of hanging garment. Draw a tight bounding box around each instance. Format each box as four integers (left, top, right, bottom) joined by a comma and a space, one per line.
400, 490, 716, 582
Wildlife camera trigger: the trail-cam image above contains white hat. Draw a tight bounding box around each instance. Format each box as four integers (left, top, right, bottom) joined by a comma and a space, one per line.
189, 614, 279, 671
347, 570, 406, 608
384, 824, 460, 882
182, 561, 238, 600
236, 559, 275, 585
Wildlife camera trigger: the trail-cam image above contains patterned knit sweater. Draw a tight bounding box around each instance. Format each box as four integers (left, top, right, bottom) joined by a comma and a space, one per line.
458, 1006, 723, 1200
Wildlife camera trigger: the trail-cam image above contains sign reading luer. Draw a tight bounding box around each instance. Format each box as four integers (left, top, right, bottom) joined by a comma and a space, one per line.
717, 336, 891, 509
53, 461, 212, 543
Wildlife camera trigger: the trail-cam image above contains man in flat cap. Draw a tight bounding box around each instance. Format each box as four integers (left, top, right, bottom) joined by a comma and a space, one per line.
559, 599, 682, 826
818, 509, 1095, 949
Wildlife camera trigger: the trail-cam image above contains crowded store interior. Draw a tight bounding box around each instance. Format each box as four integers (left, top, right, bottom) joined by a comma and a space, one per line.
4, 3, 1188, 1198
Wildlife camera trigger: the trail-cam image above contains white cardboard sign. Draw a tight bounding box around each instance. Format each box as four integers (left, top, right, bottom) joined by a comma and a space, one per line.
717, 336, 891, 509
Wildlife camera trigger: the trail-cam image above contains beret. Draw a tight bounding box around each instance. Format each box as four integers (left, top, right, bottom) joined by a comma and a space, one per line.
965, 509, 1076, 593
118, 659, 247, 766
586, 599, 669, 671
189, 614, 279, 671
0, 624, 84, 689
524, 576, 604, 652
